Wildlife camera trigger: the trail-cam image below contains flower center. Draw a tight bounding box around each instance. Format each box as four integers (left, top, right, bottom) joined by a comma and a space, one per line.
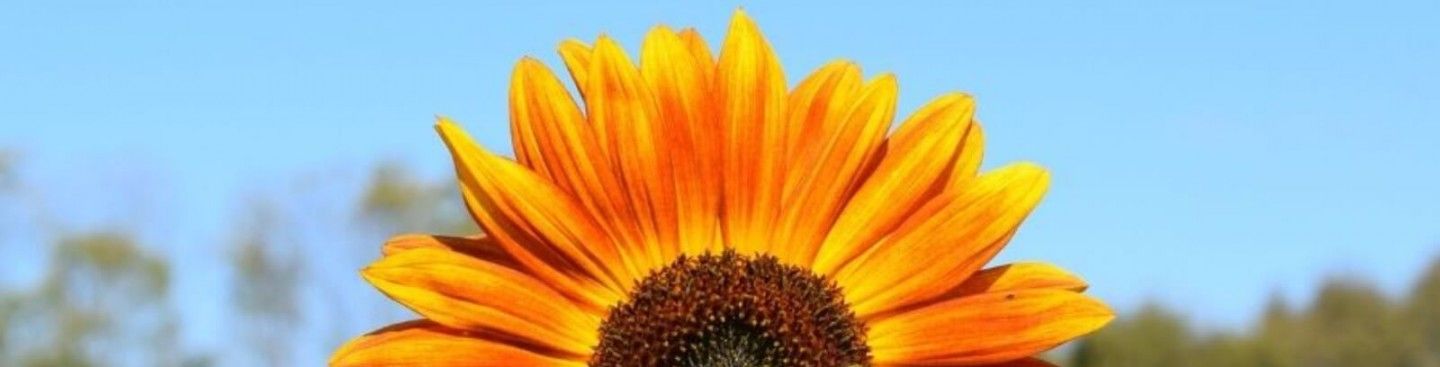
590, 250, 871, 367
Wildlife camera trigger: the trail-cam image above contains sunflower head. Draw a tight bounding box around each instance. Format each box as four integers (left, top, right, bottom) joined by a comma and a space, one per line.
332, 10, 1112, 367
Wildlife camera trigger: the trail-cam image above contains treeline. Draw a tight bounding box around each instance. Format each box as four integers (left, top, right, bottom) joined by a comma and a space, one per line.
1, 150, 1437, 366
1068, 259, 1440, 367
0, 155, 466, 366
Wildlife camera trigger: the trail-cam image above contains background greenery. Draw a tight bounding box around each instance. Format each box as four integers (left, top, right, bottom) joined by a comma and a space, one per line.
1, 153, 1437, 366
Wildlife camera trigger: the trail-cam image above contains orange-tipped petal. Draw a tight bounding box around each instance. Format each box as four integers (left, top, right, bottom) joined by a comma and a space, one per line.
875, 357, 1058, 367
380, 234, 518, 269
557, 39, 593, 99
508, 58, 590, 196
717, 9, 789, 255
868, 289, 1113, 365
330, 320, 585, 366
774, 66, 888, 265
586, 35, 678, 274
948, 262, 1088, 297
361, 248, 601, 358
838, 163, 1050, 318
812, 93, 978, 275
435, 119, 628, 309
677, 27, 716, 77
641, 26, 722, 257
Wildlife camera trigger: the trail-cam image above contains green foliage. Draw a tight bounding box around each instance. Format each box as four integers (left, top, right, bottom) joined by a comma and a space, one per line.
1070, 265, 1440, 367
358, 161, 475, 235
1, 232, 183, 367
228, 199, 304, 366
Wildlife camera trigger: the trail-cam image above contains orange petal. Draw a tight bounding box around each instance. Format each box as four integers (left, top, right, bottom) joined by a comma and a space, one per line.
811, 93, 977, 275
330, 320, 585, 366
586, 35, 678, 274
947, 262, 1088, 297
717, 9, 789, 255
782, 61, 865, 172
774, 66, 888, 265
875, 357, 1057, 367
981, 358, 1060, 367
436, 119, 627, 309
380, 234, 518, 269
869, 289, 1113, 365
641, 26, 722, 257
361, 248, 601, 358
838, 163, 1050, 318
508, 58, 590, 196
509, 58, 652, 288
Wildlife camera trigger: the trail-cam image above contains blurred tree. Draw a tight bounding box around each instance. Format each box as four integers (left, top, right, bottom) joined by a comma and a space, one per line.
1068, 268, 1440, 367
1298, 278, 1409, 367
357, 162, 474, 236
1071, 302, 1195, 367
2, 232, 182, 367
1252, 292, 1299, 367
228, 199, 303, 367
1407, 258, 1440, 367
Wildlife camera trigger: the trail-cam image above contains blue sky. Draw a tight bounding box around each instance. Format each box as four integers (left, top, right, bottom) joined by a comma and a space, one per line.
3, 1, 1438, 364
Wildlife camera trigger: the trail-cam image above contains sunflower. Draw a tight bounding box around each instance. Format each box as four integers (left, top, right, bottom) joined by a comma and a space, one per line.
331, 10, 1112, 367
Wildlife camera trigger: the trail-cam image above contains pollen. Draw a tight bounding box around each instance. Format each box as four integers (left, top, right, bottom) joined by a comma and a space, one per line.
591, 250, 871, 367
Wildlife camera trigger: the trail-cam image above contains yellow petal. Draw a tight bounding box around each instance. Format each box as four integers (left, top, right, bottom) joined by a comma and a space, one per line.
330, 320, 586, 366
435, 119, 628, 309
380, 234, 517, 269
361, 248, 601, 358
811, 93, 977, 275
677, 27, 716, 78
641, 26, 722, 257
943, 119, 985, 188
557, 39, 593, 99
717, 9, 789, 255
774, 66, 887, 265
869, 289, 1113, 365
837, 163, 1049, 318
947, 262, 1088, 297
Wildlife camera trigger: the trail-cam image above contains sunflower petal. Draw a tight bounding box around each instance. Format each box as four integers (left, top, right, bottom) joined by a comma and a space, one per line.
330, 320, 586, 366
508, 58, 591, 196
837, 163, 1049, 317
942, 120, 986, 188
874, 357, 1058, 367
557, 39, 593, 99
361, 248, 601, 358
985, 358, 1060, 367
380, 234, 518, 269
677, 27, 715, 75
510, 59, 652, 288
774, 66, 887, 265
869, 289, 1113, 365
811, 93, 977, 275
948, 262, 1088, 297
717, 9, 790, 255
435, 119, 627, 309
586, 35, 682, 275
641, 26, 722, 257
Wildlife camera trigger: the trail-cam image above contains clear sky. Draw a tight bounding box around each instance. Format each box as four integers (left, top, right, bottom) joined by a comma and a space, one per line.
3, 1, 1438, 365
